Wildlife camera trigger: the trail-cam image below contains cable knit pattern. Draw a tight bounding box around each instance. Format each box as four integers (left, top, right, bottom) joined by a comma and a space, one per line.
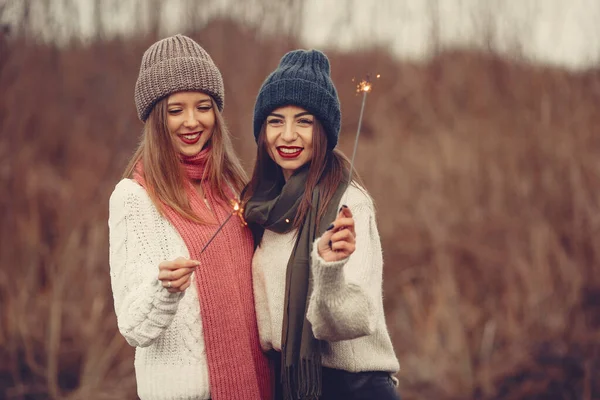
252, 184, 400, 373
110, 178, 272, 400
109, 179, 210, 400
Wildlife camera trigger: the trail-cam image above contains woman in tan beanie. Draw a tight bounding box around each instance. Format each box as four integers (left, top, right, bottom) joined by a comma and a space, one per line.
108, 34, 272, 400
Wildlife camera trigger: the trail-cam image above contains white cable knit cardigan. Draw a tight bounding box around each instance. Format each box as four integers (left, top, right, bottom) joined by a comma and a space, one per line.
108, 179, 211, 400
252, 184, 400, 374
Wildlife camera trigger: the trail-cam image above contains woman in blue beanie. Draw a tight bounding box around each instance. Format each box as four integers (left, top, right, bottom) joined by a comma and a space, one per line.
243, 49, 400, 400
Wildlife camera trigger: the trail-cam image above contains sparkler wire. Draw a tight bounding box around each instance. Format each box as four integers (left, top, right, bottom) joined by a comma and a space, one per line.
347, 89, 368, 188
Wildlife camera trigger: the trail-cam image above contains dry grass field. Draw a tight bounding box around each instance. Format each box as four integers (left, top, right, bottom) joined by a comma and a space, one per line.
1, 17, 599, 400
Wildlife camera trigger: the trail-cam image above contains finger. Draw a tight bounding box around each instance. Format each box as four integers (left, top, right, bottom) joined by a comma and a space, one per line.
347, 222, 356, 237
162, 279, 177, 292
320, 222, 336, 245
324, 247, 351, 262
338, 205, 353, 219
175, 275, 193, 292
158, 267, 194, 281
163, 274, 191, 290
331, 229, 355, 245
180, 277, 192, 291
324, 217, 351, 235
166, 275, 193, 293
337, 209, 356, 236
161, 276, 189, 290
174, 257, 201, 269
158, 260, 174, 271
330, 240, 355, 256
331, 217, 355, 236
171, 267, 195, 280
159, 258, 200, 271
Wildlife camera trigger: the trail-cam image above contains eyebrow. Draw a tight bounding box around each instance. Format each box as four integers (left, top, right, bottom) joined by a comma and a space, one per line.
268, 111, 313, 118
167, 98, 212, 106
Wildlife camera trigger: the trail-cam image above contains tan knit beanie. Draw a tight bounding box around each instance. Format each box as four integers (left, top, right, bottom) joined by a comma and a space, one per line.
134, 34, 224, 122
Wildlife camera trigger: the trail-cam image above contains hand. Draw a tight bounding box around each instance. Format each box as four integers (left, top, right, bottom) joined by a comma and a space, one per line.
158, 257, 199, 293
317, 206, 356, 262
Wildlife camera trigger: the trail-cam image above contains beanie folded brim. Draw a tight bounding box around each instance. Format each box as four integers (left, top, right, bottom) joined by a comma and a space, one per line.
135, 56, 224, 122
253, 78, 341, 150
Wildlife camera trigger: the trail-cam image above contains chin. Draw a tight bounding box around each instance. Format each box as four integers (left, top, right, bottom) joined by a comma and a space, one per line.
182, 145, 204, 156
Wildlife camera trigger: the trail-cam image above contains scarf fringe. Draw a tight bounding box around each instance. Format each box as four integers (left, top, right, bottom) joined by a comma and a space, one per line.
282, 359, 322, 400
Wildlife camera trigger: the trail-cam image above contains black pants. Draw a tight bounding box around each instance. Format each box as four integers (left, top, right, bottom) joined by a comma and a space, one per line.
271, 352, 400, 400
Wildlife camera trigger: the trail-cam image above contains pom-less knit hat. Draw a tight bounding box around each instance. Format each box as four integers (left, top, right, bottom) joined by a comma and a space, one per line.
253, 49, 341, 149
134, 34, 224, 122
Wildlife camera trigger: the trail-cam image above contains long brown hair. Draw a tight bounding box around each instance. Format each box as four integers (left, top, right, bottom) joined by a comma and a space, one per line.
123, 95, 248, 224
243, 118, 364, 230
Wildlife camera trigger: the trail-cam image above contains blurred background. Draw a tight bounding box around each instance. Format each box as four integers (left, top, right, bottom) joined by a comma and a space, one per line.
1, 0, 600, 399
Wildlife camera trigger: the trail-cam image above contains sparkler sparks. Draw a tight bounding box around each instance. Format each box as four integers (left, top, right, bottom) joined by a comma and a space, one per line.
199, 198, 246, 255
230, 198, 247, 227
347, 73, 380, 189
352, 74, 381, 94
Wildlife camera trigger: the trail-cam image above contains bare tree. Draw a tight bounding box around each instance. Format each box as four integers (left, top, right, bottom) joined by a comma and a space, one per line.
428, 0, 441, 55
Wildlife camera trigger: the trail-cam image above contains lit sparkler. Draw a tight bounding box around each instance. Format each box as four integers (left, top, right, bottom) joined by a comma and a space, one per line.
347, 74, 380, 187
199, 198, 246, 255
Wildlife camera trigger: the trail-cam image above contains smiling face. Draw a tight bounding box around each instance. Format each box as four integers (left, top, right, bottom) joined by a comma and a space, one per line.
265, 105, 314, 180
166, 91, 215, 156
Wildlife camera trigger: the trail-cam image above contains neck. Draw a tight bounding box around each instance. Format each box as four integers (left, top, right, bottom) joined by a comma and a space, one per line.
283, 169, 292, 181
181, 146, 211, 181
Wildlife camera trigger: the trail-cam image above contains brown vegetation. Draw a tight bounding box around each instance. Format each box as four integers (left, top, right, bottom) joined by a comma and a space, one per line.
1, 17, 599, 400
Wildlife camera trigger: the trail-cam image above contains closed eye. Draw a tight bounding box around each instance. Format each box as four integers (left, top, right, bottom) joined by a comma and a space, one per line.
297, 118, 313, 126
267, 118, 284, 126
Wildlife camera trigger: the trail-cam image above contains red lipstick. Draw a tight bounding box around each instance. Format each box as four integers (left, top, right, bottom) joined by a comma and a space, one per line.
179, 132, 201, 145
277, 146, 303, 159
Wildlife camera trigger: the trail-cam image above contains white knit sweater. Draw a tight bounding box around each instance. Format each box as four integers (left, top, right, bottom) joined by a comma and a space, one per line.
108, 179, 211, 400
252, 184, 400, 373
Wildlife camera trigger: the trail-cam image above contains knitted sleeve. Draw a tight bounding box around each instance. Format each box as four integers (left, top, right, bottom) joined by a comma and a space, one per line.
108, 179, 185, 348
306, 190, 381, 342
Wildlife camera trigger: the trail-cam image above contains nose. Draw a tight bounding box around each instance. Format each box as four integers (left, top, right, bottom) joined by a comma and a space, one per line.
183, 109, 199, 129
281, 122, 296, 142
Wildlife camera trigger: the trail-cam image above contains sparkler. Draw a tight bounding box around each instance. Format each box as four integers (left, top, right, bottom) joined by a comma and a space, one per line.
347, 73, 380, 187
199, 74, 381, 250
199, 198, 247, 255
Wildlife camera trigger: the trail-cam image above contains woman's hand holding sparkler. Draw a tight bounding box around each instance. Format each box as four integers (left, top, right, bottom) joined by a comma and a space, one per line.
316, 74, 381, 263
317, 206, 356, 262
158, 199, 243, 294
158, 257, 200, 293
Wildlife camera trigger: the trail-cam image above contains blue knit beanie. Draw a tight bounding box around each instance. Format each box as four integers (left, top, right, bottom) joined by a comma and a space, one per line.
253, 49, 341, 149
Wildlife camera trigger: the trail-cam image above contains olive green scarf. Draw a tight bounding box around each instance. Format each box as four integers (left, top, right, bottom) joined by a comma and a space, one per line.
244, 166, 346, 400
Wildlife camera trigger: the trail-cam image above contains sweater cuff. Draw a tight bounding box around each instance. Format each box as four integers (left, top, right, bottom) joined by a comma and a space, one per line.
154, 278, 184, 303
311, 238, 347, 290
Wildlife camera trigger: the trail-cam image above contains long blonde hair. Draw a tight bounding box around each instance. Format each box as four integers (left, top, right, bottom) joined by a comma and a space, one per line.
123, 95, 248, 223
